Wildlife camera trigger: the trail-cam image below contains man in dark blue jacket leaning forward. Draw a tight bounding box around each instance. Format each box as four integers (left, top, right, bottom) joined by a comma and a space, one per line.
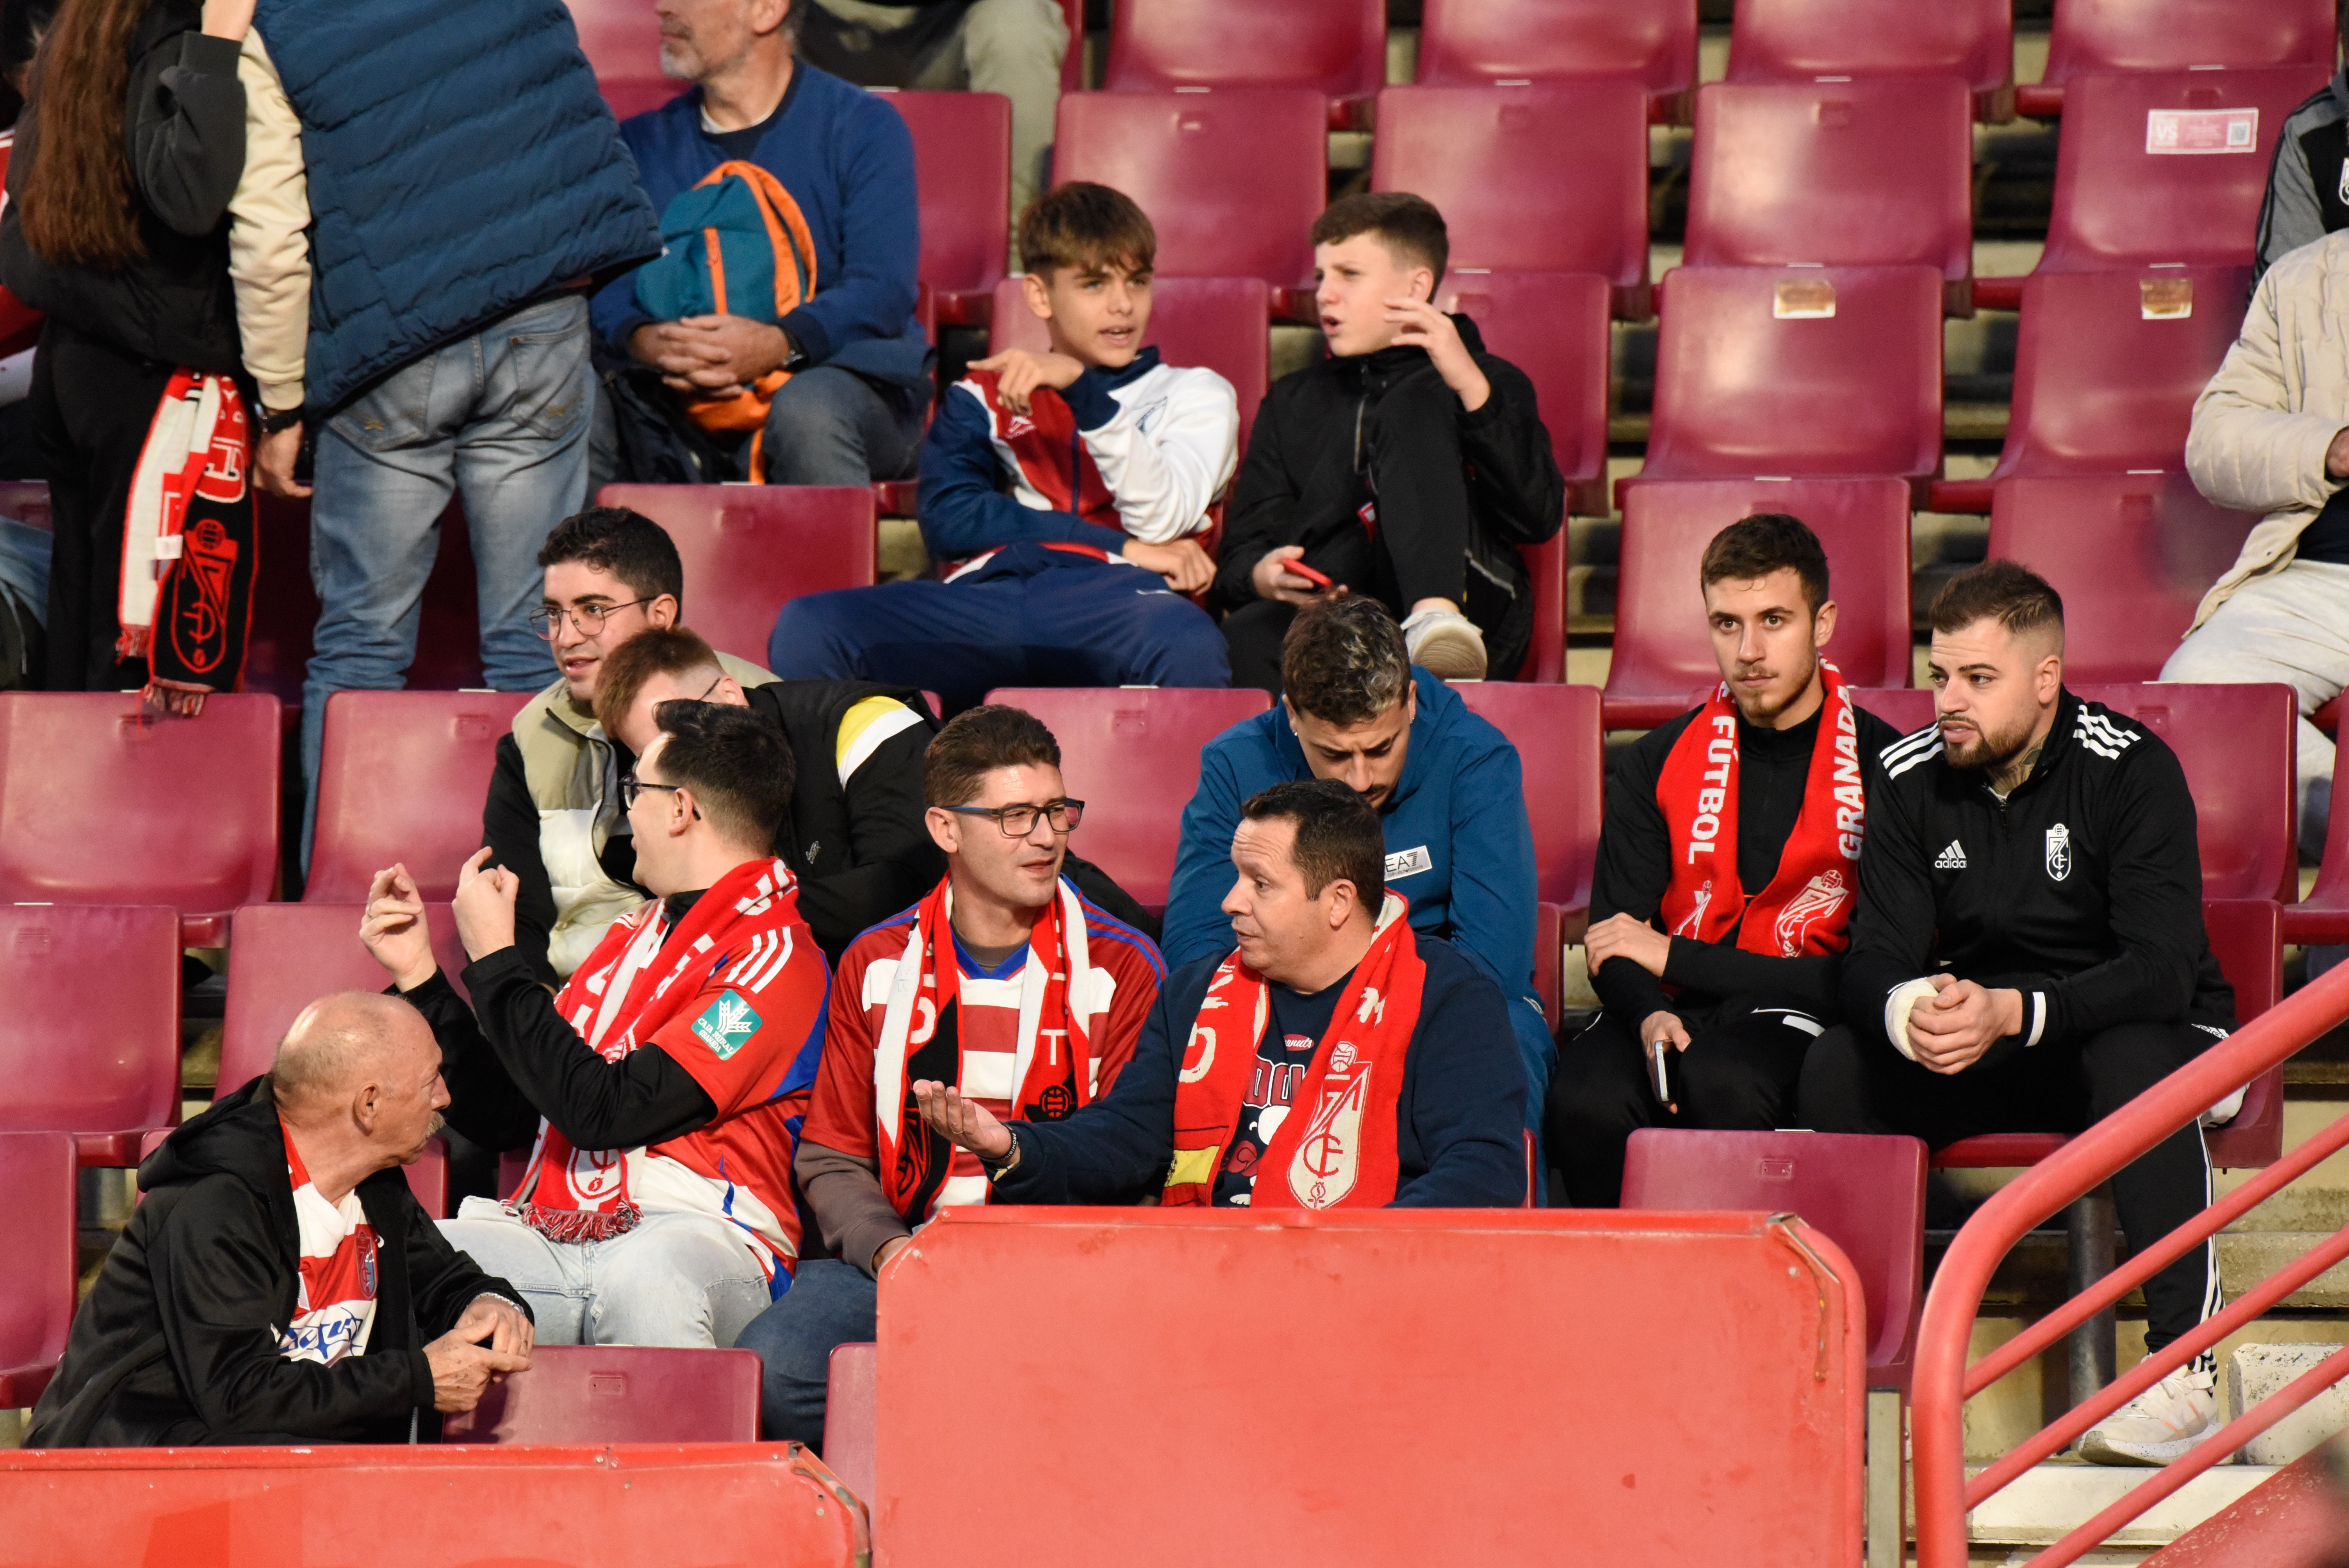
591, 0, 932, 488
1161, 596, 1552, 1128
913, 779, 1526, 1209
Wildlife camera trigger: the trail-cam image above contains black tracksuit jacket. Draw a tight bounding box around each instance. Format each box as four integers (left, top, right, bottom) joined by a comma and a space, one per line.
1841, 689, 2236, 1068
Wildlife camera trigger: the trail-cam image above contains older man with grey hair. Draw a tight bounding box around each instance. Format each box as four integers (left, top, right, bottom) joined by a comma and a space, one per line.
27, 993, 531, 1447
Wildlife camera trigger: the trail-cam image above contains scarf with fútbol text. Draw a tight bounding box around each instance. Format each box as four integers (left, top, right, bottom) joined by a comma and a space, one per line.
1655, 660, 1866, 959
1162, 893, 1421, 1210
118, 370, 256, 714
872, 877, 1096, 1221
508, 856, 803, 1242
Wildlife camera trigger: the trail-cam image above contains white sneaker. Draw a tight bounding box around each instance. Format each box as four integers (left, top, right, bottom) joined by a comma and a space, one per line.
2078, 1368, 2221, 1466
1401, 606, 1488, 681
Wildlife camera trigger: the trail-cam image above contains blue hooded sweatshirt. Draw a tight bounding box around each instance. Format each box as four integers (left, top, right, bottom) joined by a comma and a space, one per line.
1162, 668, 1554, 1121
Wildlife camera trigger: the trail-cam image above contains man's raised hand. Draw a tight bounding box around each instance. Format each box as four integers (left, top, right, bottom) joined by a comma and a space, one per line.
452, 847, 520, 964
360, 864, 437, 991
1383, 297, 1490, 412
1586, 912, 1671, 979
912, 1079, 1014, 1160
970, 347, 1086, 417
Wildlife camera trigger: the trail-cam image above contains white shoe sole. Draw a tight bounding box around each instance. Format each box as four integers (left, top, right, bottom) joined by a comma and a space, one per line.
1408, 624, 1488, 681
2078, 1426, 2218, 1466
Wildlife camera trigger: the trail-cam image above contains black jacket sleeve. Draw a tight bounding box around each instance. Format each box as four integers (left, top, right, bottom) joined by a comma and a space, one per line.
795, 719, 944, 959
482, 736, 563, 990
1457, 355, 1566, 549
1588, 725, 1680, 1026
1839, 763, 1943, 1052
131, 31, 245, 239
1213, 392, 1297, 605
1390, 954, 1528, 1207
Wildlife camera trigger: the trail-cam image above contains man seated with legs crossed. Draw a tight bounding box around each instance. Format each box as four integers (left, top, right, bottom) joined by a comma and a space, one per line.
736, 704, 1166, 1443
915, 779, 1525, 1213
31, 994, 532, 1446
768, 182, 1236, 710
1549, 515, 1902, 1206
366, 701, 832, 1347
1800, 562, 2241, 1466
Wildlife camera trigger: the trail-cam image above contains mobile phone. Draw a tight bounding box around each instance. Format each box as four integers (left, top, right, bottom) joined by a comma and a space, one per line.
1287, 559, 1333, 590
1650, 1039, 1677, 1114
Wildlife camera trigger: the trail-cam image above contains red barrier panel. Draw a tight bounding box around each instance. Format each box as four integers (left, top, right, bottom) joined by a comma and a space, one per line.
873, 1207, 1864, 1568
0, 1443, 866, 1568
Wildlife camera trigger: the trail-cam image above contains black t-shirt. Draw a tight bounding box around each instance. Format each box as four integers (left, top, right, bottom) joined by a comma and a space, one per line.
2298, 485, 2349, 564
1211, 968, 1349, 1206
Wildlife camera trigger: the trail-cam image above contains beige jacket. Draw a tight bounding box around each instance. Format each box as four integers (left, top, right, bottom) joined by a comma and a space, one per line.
228, 31, 309, 413
2183, 229, 2349, 630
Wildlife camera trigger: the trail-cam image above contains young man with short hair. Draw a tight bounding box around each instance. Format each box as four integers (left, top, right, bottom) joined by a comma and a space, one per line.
1802, 561, 2240, 1466
369, 700, 833, 1349
735, 704, 1166, 1442
1162, 596, 1552, 1126
1215, 191, 1565, 689
768, 181, 1237, 710
913, 778, 1524, 1210
1548, 515, 1904, 1206
482, 505, 934, 981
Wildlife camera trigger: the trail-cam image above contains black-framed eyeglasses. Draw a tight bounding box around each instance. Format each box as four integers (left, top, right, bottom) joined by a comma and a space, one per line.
529, 598, 652, 639
942, 799, 1085, 836
620, 775, 688, 810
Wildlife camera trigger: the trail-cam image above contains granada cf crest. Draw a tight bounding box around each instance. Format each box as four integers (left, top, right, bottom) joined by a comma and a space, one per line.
1772, 870, 1849, 956
1287, 1068, 1371, 1209
2045, 823, 2073, 882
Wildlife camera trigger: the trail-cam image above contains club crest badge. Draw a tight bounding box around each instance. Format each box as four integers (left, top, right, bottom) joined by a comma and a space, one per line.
1287, 1069, 1370, 1208
1773, 870, 1849, 956
691, 989, 762, 1060
2046, 823, 2073, 882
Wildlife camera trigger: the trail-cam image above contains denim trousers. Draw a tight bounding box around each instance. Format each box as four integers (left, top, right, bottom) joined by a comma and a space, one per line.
438, 1201, 773, 1349
732, 1257, 878, 1445
301, 293, 589, 851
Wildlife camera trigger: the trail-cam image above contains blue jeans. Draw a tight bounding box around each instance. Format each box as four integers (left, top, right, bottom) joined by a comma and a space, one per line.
762, 365, 926, 485
301, 294, 589, 852
438, 1201, 774, 1348
734, 1257, 877, 1445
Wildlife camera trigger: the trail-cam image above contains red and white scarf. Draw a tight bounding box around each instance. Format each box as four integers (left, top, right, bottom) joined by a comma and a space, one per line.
1656, 661, 1867, 958
872, 876, 1096, 1217
1163, 893, 1423, 1210
119, 370, 256, 714
277, 1119, 379, 1365
510, 856, 803, 1242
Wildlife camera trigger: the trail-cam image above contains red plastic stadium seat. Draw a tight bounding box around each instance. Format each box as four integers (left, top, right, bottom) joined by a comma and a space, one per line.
1631, 265, 1945, 497
2071, 682, 2297, 904
1374, 83, 1653, 319
1604, 477, 1914, 730
565, 0, 686, 119
441, 1345, 762, 1443
1518, 532, 1568, 684
0, 693, 279, 943
1533, 901, 1564, 1029
981, 686, 1272, 911
1446, 682, 1602, 920
2019, 0, 2335, 117
822, 1342, 878, 1506
595, 484, 877, 668
1415, 0, 1699, 123
219, 902, 476, 1101
0, 905, 180, 1165
1624, 1129, 1927, 1388
2285, 779, 2349, 944
1101, 0, 1384, 129
1725, 0, 2015, 122
878, 90, 1010, 327
1682, 78, 1975, 314
0, 1131, 77, 1408
1436, 273, 1612, 516
1054, 90, 1328, 303
307, 690, 533, 904
1986, 472, 2256, 684
1850, 685, 1934, 736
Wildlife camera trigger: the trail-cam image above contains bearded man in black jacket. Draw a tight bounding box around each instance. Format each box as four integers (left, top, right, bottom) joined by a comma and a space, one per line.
29, 992, 531, 1447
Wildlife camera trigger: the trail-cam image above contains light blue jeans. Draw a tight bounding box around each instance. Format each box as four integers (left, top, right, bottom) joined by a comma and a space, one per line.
440, 1201, 773, 1348
301, 293, 590, 851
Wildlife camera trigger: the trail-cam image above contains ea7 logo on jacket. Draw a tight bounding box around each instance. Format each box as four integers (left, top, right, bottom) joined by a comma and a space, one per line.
692, 989, 763, 1060
2046, 823, 2073, 882
1385, 845, 1433, 880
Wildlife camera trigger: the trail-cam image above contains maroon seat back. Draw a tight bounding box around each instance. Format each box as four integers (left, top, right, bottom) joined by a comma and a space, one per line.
823, 1341, 879, 1506
1988, 473, 2257, 685
1054, 90, 1327, 294
0, 1131, 78, 1408
1375, 83, 1652, 316
1446, 682, 1603, 912
1683, 78, 1974, 308
0, 694, 279, 943
220, 902, 476, 1099
1436, 273, 1613, 513
440, 1345, 761, 1443
0, 905, 180, 1164
2039, 66, 2334, 273
2039, 0, 2335, 91
248, 495, 489, 702
564, 0, 686, 119
1604, 476, 1913, 729
1623, 1128, 1927, 1387
596, 484, 877, 667
1415, 0, 1698, 106
1101, 0, 1384, 104
307, 690, 533, 903
983, 686, 1272, 911
2073, 681, 2297, 904
1850, 686, 1935, 737
880, 90, 1010, 324
1638, 264, 1944, 488
1725, 0, 2014, 117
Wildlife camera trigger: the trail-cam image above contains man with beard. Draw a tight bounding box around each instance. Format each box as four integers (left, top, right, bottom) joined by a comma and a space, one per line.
1800, 561, 2241, 1468
1548, 514, 1903, 1206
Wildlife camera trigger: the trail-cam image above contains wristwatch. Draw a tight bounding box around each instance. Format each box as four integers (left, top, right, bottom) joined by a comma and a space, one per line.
983, 1131, 1023, 1181
261, 406, 305, 435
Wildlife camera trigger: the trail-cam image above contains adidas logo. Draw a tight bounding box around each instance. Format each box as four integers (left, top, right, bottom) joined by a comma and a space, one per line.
1934, 839, 1969, 871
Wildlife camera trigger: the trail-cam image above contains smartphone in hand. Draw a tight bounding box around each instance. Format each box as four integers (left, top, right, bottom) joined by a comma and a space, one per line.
1287, 559, 1334, 591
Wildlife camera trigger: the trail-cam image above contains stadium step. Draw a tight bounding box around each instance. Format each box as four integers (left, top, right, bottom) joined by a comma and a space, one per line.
1967, 1461, 2278, 1555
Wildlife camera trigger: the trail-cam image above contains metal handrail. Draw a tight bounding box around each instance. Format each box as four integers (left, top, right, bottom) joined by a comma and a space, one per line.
1912, 959, 2349, 1568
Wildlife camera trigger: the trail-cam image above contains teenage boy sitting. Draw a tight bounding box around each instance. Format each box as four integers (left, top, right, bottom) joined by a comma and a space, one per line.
768, 182, 1238, 711
1214, 192, 1566, 690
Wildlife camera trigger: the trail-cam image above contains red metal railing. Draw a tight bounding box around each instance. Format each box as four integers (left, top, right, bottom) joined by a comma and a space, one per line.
1913, 959, 2349, 1568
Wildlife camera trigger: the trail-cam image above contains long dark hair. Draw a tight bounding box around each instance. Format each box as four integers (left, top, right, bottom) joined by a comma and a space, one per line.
18, 0, 148, 268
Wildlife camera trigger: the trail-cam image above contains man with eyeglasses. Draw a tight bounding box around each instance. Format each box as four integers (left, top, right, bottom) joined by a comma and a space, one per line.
733, 703, 1166, 1444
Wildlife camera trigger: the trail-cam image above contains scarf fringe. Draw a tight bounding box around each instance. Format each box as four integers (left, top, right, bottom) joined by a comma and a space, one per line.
512, 1198, 642, 1244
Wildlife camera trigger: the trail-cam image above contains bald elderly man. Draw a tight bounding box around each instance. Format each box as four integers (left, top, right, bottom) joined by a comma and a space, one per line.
28, 993, 534, 1447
